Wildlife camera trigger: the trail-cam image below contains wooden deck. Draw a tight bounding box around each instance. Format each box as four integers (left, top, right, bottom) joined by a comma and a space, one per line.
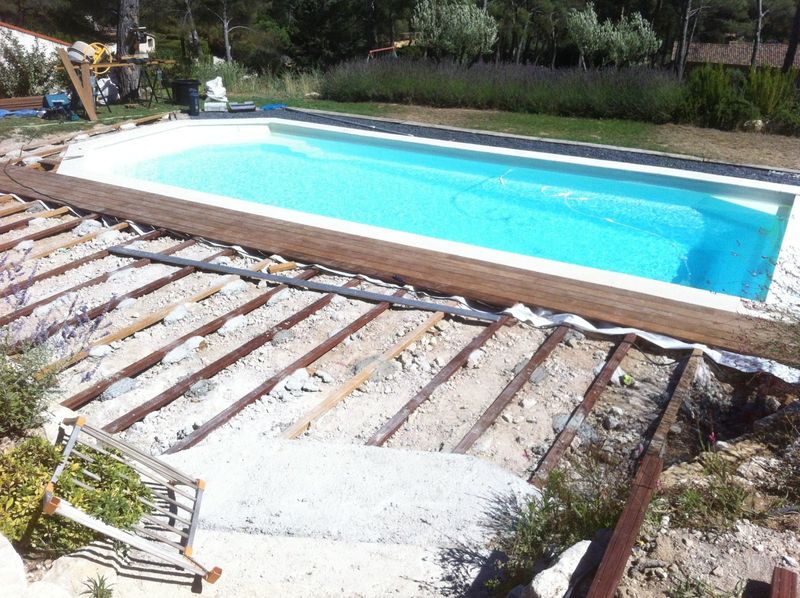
0, 166, 787, 361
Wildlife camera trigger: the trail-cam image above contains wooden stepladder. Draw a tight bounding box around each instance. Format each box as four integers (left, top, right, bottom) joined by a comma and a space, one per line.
43, 417, 221, 584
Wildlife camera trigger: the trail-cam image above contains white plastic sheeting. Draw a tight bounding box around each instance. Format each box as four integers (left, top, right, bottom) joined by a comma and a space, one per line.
205, 76, 227, 103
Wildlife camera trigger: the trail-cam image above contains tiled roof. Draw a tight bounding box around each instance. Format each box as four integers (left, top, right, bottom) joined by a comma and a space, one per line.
0, 20, 69, 46
680, 41, 798, 68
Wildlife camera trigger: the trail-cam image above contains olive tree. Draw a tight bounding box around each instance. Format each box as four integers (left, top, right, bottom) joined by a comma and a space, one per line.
412, 0, 498, 63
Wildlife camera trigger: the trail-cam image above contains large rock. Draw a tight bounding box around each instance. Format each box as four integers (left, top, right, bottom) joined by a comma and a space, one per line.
523, 536, 609, 598
0, 533, 27, 598
24, 581, 73, 598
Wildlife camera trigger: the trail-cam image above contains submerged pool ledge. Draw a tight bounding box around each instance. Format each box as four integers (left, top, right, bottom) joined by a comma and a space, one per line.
0, 163, 796, 363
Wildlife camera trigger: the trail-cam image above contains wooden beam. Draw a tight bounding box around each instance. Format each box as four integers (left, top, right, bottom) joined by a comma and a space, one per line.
0, 201, 34, 218
0, 214, 97, 253
452, 325, 568, 454
529, 333, 637, 487
587, 349, 701, 598
60, 269, 318, 410
282, 311, 444, 439
57, 48, 96, 121
771, 567, 799, 598
0, 206, 69, 234
102, 277, 358, 434
25, 222, 132, 261
367, 316, 511, 447
164, 289, 406, 454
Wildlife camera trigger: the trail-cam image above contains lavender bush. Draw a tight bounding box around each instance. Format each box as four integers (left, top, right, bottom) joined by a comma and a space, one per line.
322, 59, 684, 123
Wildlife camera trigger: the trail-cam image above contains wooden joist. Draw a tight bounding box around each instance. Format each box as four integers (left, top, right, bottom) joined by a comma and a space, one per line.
103, 275, 355, 434
61, 269, 318, 410
282, 310, 444, 439
529, 333, 637, 487
771, 567, 799, 598
452, 325, 568, 454
0, 213, 97, 253
0, 206, 69, 234
367, 316, 510, 446
25, 222, 132, 261
165, 289, 407, 454
586, 349, 701, 598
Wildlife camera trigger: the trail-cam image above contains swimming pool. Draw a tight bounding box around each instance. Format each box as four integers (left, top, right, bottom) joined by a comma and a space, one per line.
58, 118, 799, 310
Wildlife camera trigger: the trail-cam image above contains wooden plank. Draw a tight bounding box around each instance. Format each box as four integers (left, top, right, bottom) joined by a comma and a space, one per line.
0, 214, 96, 253
282, 311, 444, 439
50, 258, 274, 373
0, 166, 785, 359
0, 206, 69, 234
0, 201, 34, 218
61, 269, 318, 410
0, 228, 157, 300
366, 316, 511, 447
25, 222, 132, 261
18, 242, 212, 348
452, 325, 568, 454
529, 333, 637, 487
587, 351, 702, 598
164, 289, 406, 454
57, 49, 96, 121
771, 567, 799, 598
0, 96, 42, 110
102, 277, 358, 434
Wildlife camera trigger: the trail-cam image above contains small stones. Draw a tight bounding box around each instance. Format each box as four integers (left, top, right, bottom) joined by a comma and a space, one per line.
115, 297, 137, 311
603, 413, 621, 430
315, 370, 334, 383
266, 288, 290, 306
353, 356, 379, 375
100, 377, 137, 401
219, 315, 247, 336
552, 413, 569, 434
466, 349, 485, 369
283, 368, 310, 392
782, 555, 799, 568
73, 219, 102, 236
302, 381, 321, 392
162, 336, 205, 364
220, 279, 248, 296
88, 344, 112, 358
186, 379, 215, 399
164, 303, 189, 324
563, 329, 585, 348
529, 366, 548, 385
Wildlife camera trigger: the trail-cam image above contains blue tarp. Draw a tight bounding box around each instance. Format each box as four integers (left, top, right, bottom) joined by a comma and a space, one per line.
0, 108, 39, 118
260, 104, 287, 111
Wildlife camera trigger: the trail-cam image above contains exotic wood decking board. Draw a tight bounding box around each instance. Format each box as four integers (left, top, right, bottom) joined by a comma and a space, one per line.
0, 167, 784, 360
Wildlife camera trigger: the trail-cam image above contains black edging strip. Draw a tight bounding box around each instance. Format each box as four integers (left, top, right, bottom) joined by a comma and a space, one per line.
108, 246, 502, 323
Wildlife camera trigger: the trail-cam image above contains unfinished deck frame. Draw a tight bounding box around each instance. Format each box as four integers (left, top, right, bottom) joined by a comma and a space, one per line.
0, 166, 784, 360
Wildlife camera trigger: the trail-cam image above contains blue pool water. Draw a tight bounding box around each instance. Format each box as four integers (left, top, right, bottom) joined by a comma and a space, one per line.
128, 128, 791, 300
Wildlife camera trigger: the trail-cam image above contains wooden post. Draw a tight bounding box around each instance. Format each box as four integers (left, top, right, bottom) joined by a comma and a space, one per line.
56, 48, 97, 121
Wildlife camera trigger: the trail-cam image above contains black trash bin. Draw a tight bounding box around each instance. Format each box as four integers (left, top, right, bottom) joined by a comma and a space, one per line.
171, 79, 201, 106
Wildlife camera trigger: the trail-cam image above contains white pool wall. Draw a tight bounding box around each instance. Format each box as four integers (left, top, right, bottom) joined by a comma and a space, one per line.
59, 118, 800, 314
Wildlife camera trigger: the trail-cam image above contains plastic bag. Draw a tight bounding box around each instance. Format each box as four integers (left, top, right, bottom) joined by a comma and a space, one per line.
206, 76, 228, 102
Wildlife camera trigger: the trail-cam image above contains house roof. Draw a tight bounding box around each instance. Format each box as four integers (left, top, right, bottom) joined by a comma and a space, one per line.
683, 41, 799, 68
0, 20, 69, 46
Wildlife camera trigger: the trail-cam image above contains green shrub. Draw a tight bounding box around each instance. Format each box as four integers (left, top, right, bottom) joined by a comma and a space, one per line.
188, 59, 320, 99
682, 64, 758, 130
0, 345, 58, 439
322, 59, 684, 123
0, 437, 151, 556
0, 31, 59, 98
411, 0, 498, 63
744, 67, 798, 119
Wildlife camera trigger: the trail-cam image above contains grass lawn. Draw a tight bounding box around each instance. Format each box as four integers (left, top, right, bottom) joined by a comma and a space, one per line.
0, 102, 172, 143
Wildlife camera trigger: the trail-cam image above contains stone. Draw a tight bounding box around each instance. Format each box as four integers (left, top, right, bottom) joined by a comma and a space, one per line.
115, 297, 136, 311
24, 581, 73, 598
272, 328, 295, 345
162, 336, 204, 364
315, 370, 334, 384
88, 344, 112, 358
164, 303, 190, 324
782, 555, 799, 568
353, 356, 379, 375
16, 240, 34, 251
266, 288, 290, 306
0, 533, 27, 598
529, 366, 548, 385
552, 414, 569, 434
283, 368, 310, 392
764, 396, 781, 413
466, 349, 485, 369
100, 377, 137, 401
219, 315, 247, 336
603, 414, 621, 430
513, 358, 529, 375
220, 279, 248, 296
564, 329, 585, 348
73, 219, 102, 236
528, 538, 608, 598
711, 565, 724, 577
375, 361, 400, 380
186, 379, 214, 398
302, 381, 321, 392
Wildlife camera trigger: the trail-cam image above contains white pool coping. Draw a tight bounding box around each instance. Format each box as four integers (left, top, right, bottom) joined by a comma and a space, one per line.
58, 117, 800, 314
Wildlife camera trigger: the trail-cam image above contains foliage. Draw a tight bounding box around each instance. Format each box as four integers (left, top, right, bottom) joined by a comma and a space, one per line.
189, 59, 320, 97
658, 451, 754, 532
743, 67, 798, 119
488, 459, 627, 591
80, 574, 114, 598
0, 437, 151, 556
566, 3, 660, 68
322, 59, 683, 123
0, 31, 59, 98
682, 64, 758, 130
0, 342, 58, 439
411, 0, 498, 63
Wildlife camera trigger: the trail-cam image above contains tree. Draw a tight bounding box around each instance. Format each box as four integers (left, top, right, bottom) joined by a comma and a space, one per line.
784, 0, 800, 71
750, 0, 769, 68
181, 0, 203, 60
116, 0, 140, 100
565, 2, 605, 68
412, 0, 498, 63
205, 0, 251, 62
